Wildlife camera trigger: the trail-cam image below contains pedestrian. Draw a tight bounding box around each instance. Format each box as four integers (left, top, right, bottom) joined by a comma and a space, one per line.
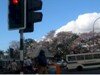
7, 61, 12, 73
31, 58, 38, 73
37, 50, 48, 74
10, 59, 18, 74
23, 57, 32, 73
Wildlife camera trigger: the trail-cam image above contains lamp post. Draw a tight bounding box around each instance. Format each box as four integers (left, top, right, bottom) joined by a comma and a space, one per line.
92, 17, 100, 49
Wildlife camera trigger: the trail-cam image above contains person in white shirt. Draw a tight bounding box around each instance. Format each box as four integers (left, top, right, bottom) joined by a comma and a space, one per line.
10, 60, 18, 74
24, 57, 32, 73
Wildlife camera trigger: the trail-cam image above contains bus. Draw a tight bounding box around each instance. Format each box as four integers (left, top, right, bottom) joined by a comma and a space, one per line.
66, 52, 100, 71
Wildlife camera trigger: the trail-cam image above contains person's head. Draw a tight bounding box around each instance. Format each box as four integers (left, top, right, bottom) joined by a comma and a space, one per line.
24, 57, 27, 60
13, 59, 15, 62
39, 50, 45, 55
28, 56, 31, 59
8, 60, 11, 63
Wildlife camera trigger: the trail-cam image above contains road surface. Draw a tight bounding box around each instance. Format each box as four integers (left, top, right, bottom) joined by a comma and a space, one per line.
62, 67, 100, 74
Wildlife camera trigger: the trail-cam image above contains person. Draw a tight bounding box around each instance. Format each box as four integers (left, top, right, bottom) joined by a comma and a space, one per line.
23, 57, 32, 73
10, 60, 18, 74
37, 50, 48, 74
7, 61, 12, 73
31, 58, 38, 74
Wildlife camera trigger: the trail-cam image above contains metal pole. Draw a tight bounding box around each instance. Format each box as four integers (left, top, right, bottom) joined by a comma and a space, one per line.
20, 30, 24, 61
19, 30, 24, 73
19, 0, 26, 73
93, 17, 100, 46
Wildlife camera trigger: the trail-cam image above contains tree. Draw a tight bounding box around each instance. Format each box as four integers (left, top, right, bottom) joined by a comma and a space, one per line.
9, 41, 20, 59
45, 30, 55, 39
9, 48, 14, 58
24, 38, 37, 48
9, 41, 20, 50
0, 50, 4, 59
24, 38, 38, 57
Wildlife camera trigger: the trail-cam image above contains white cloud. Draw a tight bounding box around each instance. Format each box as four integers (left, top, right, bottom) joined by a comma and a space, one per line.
55, 12, 100, 35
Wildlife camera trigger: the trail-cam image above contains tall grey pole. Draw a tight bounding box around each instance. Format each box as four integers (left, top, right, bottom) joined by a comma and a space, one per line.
19, 0, 26, 73
19, 30, 24, 73
93, 17, 100, 46
20, 30, 24, 61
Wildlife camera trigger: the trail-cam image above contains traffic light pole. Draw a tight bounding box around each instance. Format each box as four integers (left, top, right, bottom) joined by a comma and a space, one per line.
19, 30, 24, 73
20, 30, 24, 61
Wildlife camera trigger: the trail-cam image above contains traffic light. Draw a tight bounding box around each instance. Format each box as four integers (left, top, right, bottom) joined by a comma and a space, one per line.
8, 0, 25, 30
23, 0, 43, 33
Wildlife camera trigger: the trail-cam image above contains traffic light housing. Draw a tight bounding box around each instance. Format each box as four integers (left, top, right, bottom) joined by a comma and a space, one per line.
8, 0, 25, 30
8, 0, 43, 32
23, 0, 43, 33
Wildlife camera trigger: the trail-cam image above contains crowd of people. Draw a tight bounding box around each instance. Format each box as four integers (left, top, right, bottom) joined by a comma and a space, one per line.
2, 50, 49, 74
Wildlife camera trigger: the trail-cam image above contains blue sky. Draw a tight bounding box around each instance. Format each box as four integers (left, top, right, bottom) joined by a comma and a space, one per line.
0, 0, 100, 50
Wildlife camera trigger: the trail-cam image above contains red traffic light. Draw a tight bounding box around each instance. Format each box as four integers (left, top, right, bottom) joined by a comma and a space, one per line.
12, 0, 19, 5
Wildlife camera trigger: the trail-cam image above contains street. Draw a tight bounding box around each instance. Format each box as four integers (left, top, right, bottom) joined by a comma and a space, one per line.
62, 68, 100, 74
0, 65, 100, 74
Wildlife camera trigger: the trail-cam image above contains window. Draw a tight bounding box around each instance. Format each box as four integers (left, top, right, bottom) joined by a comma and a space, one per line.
76, 55, 84, 60
94, 54, 100, 59
85, 55, 93, 60
68, 56, 76, 61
